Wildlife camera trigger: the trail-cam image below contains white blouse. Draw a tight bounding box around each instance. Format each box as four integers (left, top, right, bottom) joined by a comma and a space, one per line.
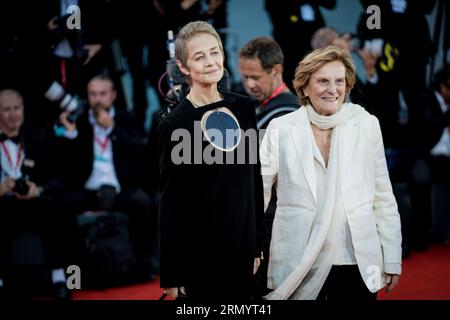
311, 136, 357, 265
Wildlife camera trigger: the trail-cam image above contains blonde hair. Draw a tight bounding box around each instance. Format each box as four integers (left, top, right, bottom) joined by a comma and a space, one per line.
175, 21, 224, 68
293, 46, 356, 106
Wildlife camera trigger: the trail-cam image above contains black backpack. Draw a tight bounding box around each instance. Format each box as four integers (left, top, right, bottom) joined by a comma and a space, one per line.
77, 211, 138, 288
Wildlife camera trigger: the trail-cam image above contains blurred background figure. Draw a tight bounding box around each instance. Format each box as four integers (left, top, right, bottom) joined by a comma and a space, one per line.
53, 75, 156, 285
417, 66, 450, 245
265, 0, 336, 89
239, 36, 299, 129
355, 0, 438, 256
0, 89, 71, 300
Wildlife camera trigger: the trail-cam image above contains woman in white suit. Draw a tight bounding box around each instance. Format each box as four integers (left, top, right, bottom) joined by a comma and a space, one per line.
260, 46, 402, 300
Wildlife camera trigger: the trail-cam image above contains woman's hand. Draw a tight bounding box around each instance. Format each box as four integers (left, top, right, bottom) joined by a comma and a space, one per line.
253, 257, 261, 275
164, 286, 186, 299
385, 273, 400, 293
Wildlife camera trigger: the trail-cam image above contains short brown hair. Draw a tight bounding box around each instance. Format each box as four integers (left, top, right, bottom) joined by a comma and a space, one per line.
175, 21, 224, 68
88, 73, 115, 90
293, 46, 356, 106
239, 36, 284, 72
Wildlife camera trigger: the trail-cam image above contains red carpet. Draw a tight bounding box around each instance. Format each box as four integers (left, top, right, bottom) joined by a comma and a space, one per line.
378, 243, 450, 300
73, 243, 450, 300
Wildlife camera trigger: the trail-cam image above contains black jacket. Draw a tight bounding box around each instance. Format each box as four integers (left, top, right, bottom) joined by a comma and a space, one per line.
54, 108, 144, 192
0, 126, 61, 196
255, 91, 300, 130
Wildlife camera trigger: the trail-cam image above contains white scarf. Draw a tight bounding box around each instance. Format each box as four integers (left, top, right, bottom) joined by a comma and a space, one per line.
266, 102, 365, 300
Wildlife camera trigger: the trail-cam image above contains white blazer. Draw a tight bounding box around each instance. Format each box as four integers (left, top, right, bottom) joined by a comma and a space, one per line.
260, 106, 402, 293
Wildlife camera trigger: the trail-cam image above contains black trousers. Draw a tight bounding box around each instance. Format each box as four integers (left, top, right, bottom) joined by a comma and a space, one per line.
317, 265, 378, 301
0, 195, 70, 276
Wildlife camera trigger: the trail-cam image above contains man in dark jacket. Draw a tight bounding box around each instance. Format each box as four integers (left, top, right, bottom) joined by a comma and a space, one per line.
413, 66, 450, 246
55, 74, 155, 281
239, 36, 300, 130
265, 0, 336, 87
0, 89, 70, 299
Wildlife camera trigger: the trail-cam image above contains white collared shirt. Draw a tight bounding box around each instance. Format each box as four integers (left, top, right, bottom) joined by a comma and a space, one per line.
84, 107, 121, 192
312, 138, 357, 265
0, 139, 24, 182
430, 91, 450, 157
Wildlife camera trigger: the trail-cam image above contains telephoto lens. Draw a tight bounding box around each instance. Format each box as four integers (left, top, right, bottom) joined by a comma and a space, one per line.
45, 81, 86, 123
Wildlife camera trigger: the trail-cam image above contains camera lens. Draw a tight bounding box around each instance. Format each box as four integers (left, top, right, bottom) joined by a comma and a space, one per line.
13, 178, 29, 196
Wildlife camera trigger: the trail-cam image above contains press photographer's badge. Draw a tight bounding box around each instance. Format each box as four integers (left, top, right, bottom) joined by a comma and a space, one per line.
200, 106, 241, 152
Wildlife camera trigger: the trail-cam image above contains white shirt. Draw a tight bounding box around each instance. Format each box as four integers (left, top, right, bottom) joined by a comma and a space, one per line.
84, 107, 121, 192
430, 91, 450, 157
0, 139, 24, 182
312, 137, 357, 265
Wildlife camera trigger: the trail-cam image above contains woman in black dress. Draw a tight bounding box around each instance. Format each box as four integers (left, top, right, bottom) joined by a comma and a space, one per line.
158, 21, 264, 301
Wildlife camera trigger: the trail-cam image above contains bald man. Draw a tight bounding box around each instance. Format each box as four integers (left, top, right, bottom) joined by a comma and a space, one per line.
0, 89, 71, 300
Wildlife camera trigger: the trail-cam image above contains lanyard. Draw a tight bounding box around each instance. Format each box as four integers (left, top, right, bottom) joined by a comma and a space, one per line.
259, 83, 288, 108
94, 132, 110, 154
0, 142, 23, 176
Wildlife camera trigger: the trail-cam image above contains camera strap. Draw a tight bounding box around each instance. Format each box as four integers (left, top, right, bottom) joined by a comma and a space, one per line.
0, 142, 23, 177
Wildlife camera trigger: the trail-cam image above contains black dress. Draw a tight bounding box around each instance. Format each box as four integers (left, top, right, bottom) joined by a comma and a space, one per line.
158, 91, 264, 300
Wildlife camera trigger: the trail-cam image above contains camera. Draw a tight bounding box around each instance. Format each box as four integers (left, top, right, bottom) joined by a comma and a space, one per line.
348, 34, 383, 56
45, 81, 86, 123
13, 177, 29, 196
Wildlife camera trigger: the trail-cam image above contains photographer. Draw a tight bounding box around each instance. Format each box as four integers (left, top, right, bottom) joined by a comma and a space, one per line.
42, 0, 108, 109
264, 0, 336, 89
54, 74, 156, 281
0, 89, 71, 300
